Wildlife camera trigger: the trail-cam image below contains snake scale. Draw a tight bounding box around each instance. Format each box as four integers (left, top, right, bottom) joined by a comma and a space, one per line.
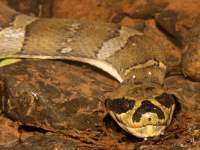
0, 2, 176, 138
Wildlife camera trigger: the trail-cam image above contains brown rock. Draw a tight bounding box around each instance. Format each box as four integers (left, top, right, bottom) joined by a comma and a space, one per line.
52, 0, 121, 22
52, 0, 167, 23
165, 76, 200, 113
0, 115, 19, 147
166, 0, 200, 28
0, 0, 54, 17
156, 0, 200, 43
156, 10, 181, 40
0, 60, 118, 133
182, 38, 200, 81
119, 17, 145, 31
154, 0, 200, 81
122, 0, 168, 19
1, 133, 77, 150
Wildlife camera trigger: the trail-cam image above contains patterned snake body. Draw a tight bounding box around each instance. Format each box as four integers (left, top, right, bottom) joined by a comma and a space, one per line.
0, 2, 176, 138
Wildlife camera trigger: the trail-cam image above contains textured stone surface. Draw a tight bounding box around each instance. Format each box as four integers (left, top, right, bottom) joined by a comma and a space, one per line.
0, 133, 77, 150
155, 0, 200, 43
182, 38, 200, 81
0, 0, 53, 17
0, 115, 19, 148
0, 60, 118, 132
52, 0, 167, 23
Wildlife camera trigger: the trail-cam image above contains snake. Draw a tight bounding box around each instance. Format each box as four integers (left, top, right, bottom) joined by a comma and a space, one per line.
0, 2, 176, 138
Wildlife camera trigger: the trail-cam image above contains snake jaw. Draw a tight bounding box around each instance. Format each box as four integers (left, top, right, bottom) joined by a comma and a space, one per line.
109, 110, 169, 138
126, 125, 166, 138
119, 122, 166, 138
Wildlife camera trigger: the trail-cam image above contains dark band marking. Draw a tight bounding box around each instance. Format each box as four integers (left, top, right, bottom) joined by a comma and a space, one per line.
133, 100, 165, 122
155, 93, 176, 108
106, 98, 135, 114
20, 18, 39, 53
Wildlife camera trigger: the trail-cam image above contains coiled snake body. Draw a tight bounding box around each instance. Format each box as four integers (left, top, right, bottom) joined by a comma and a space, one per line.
0, 2, 176, 138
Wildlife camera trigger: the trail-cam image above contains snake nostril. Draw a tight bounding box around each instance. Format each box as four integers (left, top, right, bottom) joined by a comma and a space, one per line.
148, 118, 152, 121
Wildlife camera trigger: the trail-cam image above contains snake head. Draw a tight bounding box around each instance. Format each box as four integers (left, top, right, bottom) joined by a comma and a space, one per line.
105, 84, 176, 138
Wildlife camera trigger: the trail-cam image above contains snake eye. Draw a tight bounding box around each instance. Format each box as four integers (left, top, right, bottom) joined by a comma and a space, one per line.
155, 93, 176, 108
106, 98, 135, 114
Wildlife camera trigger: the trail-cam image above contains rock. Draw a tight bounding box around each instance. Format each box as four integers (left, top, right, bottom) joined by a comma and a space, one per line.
52, 0, 120, 22
0, 0, 53, 17
155, 0, 200, 43
119, 17, 145, 31
0, 115, 19, 148
122, 0, 168, 19
180, 17, 200, 81
0, 133, 77, 150
52, 0, 167, 23
165, 76, 200, 113
155, 0, 200, 80
156, 10, 181, 40
182, 38, 200, 81
122, 0, 200, 82
0, 60, 118, 133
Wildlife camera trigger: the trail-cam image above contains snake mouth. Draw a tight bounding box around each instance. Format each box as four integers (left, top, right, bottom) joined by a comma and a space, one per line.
123, 124, 166, 138
109, 110, 168, 138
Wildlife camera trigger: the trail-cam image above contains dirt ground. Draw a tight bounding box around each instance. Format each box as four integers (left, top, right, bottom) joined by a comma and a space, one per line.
0, 0, 200, 149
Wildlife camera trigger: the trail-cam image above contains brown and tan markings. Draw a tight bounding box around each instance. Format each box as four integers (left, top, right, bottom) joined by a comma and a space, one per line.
0, 2, 177, 138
